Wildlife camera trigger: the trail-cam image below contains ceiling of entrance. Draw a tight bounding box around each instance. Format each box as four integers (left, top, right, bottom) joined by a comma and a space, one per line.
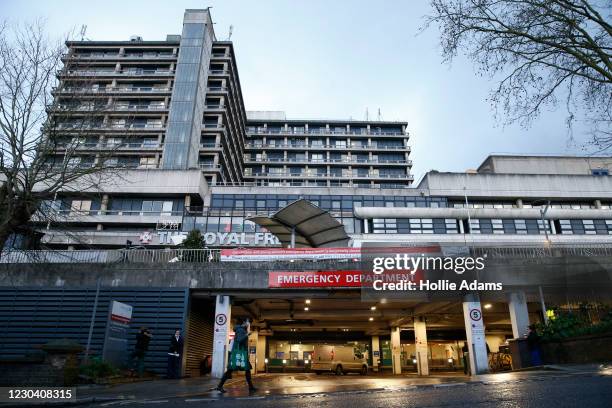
227, 295, 537, 336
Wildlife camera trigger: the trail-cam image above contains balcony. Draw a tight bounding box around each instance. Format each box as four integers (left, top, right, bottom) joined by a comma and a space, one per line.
52, 86, 172, 95
206, 86, 228, 92
244, 171, 412, 180
59, 69, 175, 77
199, 163, 222, 170
244, 142, 409, 151
109, 104, 168, 112
246, 128, 406, 137
244, 157, 412, 166
204, 104, 225, 110
63, 53, 177, 60
200, 143, 222, 149
53, 104, 168, 113
202, 123, 224, 130
208, 70, 229, 75
57, 123, 165, 132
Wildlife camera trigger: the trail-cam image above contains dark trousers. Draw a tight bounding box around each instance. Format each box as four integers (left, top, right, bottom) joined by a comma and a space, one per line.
167, 355, 181, 379
130, 350, 146, 377
218, 367, 253, 389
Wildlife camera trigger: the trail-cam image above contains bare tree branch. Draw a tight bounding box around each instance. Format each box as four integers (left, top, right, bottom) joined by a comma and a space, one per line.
424, 0, 612, 151
0, 20, 134, 251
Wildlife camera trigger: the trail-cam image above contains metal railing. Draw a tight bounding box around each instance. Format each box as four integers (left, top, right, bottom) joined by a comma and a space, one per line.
61, 70, 174, 77
0, 249, 221, 264
54, 87, 171, 94
244, 143, 408, 150
3, 244, 612, 264
64, 53, 177, 59
244, 158, 411, 165
472, 244, 612, 259
247, 129, 406, 136
245, 172, 411, 179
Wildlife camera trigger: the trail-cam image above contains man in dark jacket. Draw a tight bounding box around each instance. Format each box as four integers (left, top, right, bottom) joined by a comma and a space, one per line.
130, 327, 152, 377
215, 317, 257, 393
527, 325, 542, 366
167, 328, 184, 379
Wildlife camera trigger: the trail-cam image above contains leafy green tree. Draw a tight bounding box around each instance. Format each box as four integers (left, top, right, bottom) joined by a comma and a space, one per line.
182, 230, 204, 249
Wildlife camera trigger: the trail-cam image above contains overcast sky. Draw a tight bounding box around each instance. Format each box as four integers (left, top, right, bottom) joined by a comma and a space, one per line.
2, 0, 591, 180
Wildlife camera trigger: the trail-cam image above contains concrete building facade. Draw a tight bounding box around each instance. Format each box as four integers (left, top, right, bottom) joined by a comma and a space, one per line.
1, 8, 611, 381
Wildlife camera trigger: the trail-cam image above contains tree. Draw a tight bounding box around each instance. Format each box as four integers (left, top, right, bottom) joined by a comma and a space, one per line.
0, 21, 127, 251
425, 0, 611, 150
182, 230, 204, 250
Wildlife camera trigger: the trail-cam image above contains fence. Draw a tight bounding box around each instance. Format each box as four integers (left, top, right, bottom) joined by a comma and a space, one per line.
0, 248, 221, 264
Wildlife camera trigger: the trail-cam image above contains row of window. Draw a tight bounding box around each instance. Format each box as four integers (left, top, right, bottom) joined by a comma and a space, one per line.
247, 126, 403, 135
452, 202, 611, 209
182, 216, 363, 234
180, 215, 612, 236
369, 218, 612, 235
44, 197, 185, 216
209, 194, 447, 211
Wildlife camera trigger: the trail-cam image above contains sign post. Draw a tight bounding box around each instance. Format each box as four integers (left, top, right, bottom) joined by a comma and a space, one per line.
462, 294, 489, 374
102, 300, 133, 367
212, 295, 232, 378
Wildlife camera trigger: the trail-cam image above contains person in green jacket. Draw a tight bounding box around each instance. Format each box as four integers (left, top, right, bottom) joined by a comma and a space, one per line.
215, 317, 257, 394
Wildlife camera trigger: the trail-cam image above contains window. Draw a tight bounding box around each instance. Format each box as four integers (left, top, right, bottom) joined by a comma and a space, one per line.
592, 169, 609, 176
311, 153, 324, 162
69, 199, 91, 216
139, 157, 157, 168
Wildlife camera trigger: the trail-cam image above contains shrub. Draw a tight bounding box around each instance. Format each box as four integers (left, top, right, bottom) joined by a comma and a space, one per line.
80, 357, 118, 380
536, 309, 612, 342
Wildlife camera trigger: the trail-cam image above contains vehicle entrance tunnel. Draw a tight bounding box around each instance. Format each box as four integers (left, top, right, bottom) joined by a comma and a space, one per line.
187, 290, 542, 378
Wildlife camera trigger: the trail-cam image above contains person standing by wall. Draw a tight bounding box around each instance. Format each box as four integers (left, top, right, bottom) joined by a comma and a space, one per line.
167, 328, 184, 379
215, 317, 257, 394
130, 327, 152, 377
527, 325, 542, 366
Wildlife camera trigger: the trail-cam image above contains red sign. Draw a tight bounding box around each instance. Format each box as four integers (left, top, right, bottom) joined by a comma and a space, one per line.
269, 270, 423, 288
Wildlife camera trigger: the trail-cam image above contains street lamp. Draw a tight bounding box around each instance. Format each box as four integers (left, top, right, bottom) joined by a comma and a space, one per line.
531, 199, 551, 324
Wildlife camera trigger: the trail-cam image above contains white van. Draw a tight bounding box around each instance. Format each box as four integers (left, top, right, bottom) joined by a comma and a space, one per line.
311, 344, 369, 375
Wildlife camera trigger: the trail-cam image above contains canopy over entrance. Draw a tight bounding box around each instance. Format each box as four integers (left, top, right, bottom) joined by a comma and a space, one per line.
247, 199, 350, 248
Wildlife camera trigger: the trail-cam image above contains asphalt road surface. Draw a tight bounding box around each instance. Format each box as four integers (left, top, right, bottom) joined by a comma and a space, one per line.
90, 373, 612, 408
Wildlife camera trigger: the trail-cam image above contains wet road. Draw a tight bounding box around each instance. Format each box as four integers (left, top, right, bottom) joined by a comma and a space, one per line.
88, 371, 612, 407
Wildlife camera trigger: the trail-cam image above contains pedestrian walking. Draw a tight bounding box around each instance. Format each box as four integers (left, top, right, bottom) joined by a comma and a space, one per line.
215, 317, 257, 393
167, 328, 183, 379
130, 327, 152, 377
462, 342, 470, 375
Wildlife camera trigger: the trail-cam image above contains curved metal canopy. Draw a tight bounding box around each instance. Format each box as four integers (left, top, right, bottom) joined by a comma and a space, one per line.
247, 199, 350, 248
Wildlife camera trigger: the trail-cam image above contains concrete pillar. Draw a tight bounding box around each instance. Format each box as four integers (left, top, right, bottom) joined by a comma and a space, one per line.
248, 329, 258, 375
256, 333, 266, 373
371, 336, 380, 372
462, 294, 489, 374
390, 327, 401, 375
211, 295, 231, 378
508, 292, 530, 339
414, 317, 429, 375
100, 194, 109, 214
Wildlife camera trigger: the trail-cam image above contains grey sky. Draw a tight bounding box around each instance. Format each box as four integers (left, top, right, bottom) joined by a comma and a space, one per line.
2, 0, 589, 180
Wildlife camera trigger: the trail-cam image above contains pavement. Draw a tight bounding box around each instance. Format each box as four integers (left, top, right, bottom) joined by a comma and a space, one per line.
2, 364, 610, 407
